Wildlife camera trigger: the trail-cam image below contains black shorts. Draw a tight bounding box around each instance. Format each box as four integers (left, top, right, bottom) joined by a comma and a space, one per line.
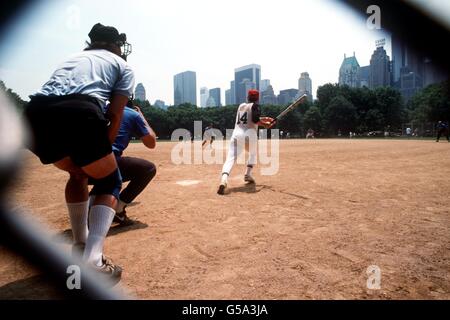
24, 94, 112, 167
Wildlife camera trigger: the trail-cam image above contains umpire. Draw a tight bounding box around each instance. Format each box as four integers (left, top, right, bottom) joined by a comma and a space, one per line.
24, 23, 135, 283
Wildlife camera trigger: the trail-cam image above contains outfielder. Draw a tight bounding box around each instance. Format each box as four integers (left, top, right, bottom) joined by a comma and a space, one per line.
217, 90, 274, 195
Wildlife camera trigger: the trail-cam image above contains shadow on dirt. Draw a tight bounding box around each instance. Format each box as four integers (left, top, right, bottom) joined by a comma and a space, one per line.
0, 274, 62, 299
226, 183, 259, 194
227, 183, 309, 200
52, 220, 149, 244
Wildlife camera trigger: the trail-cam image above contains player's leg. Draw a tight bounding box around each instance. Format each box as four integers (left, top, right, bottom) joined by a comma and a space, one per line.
81, 154, 121, 269
114, 156, 156, 224
54, 158, 89, 252
218, 136, 241, 194
71, 111, 123, 278
244, 134, 257, 184
436, 129, 441, 142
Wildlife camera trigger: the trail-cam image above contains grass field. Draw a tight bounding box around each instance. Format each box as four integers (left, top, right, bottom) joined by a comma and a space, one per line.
1, 139, 450, 299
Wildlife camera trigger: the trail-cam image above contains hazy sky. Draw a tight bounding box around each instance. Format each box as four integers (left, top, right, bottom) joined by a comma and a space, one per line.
0, 0, 390, 105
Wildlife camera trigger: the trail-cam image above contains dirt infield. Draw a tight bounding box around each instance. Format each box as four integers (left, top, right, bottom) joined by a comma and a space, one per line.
1, 139, 450, 299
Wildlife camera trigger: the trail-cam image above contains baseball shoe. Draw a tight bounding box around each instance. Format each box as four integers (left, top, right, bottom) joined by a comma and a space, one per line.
244, 174, 255, 184
72, 242, 85, 259
217, 183, 227, 195
113, 210, 135, 226
90, 255, 123, 285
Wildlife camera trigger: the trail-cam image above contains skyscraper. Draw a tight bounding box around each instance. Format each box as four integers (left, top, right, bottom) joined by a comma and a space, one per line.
298, 72, 313, 102
260, 79, 270, 93
339, 53, 360, 88
225, 89, 231, 106
391, 34, 423, 85
234, 64, 261, 104
206, 96, 216, 108
369, 46, 391, 88
357, 66, 370, 87
278, 89, 299, 105
200, 87, 209, 108
391, 34, 448, 100
173, 71, 197, 106
208, 88, 221, 107
154, 100, 166, 110
230, 80, 236, 105
261, 85, 277, 105
135, 83, 146, 101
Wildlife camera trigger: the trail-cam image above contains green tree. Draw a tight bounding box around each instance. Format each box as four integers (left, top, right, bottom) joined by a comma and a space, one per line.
408, 80, 450, 123
373, 87, 404, 127
303, 106, 322, 133
323, 95, 357, 135
364, 108, 385, 131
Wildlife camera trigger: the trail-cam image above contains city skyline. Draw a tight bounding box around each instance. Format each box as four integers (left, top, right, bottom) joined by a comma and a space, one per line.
0, 0, 391, 106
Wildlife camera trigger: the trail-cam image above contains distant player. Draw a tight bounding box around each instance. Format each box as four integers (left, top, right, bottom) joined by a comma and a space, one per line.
436, 121, 449, 142
306, 128, 315, 139
217, 90, 274, 195
202, 123, 216, 148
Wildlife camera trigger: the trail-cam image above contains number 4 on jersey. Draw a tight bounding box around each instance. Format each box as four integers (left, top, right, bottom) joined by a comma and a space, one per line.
237, 112, 248, 125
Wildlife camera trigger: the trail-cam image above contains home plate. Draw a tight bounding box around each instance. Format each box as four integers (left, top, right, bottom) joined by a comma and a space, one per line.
176, 180, 201, 186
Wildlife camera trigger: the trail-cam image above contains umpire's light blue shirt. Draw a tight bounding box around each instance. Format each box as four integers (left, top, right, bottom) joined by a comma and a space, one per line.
33, 49, 135, 111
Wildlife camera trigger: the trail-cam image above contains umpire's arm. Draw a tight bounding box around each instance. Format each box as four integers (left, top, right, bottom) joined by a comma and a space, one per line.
107, 94, 129, 143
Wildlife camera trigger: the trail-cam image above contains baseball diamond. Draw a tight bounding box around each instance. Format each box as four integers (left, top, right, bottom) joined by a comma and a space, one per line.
2, 139, 450, 299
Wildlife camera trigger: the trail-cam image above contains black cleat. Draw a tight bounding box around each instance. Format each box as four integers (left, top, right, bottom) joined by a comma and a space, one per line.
217, 184, 227, 195
113, 210, 135, 226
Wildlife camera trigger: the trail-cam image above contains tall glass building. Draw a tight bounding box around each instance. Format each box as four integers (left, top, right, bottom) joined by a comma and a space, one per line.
298, 72, 313, 102
208, 88, 221, 107
174, 71, 197, 106
234, 64, 261, 104
200, 87, 209, 108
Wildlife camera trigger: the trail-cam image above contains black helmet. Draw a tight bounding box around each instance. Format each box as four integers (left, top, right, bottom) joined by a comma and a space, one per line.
88, 23, 132, 59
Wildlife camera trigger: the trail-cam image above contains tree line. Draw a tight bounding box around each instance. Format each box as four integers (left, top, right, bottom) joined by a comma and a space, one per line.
137, 80, 448, 138
2, 79, 448, 139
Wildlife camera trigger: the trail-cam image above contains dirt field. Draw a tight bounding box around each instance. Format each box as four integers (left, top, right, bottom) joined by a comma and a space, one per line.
1, 139, 450, 299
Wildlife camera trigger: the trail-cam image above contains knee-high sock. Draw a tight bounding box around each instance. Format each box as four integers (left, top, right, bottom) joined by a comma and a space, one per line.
67, 201, 89, 244
83, 205, 115, 266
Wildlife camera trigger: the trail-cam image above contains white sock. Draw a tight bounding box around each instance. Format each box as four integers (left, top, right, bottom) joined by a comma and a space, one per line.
83, 205, 115, 267
245, 165, 253, 176
221, 173, 229, 185
116, 199, 128, 213
67, 201, 89, 245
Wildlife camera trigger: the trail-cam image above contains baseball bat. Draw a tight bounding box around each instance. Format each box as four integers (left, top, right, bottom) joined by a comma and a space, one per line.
271, 93, 308, 124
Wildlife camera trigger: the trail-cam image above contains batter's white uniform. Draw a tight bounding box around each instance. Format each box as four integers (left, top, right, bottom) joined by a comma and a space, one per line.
221, 102, 260, 175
